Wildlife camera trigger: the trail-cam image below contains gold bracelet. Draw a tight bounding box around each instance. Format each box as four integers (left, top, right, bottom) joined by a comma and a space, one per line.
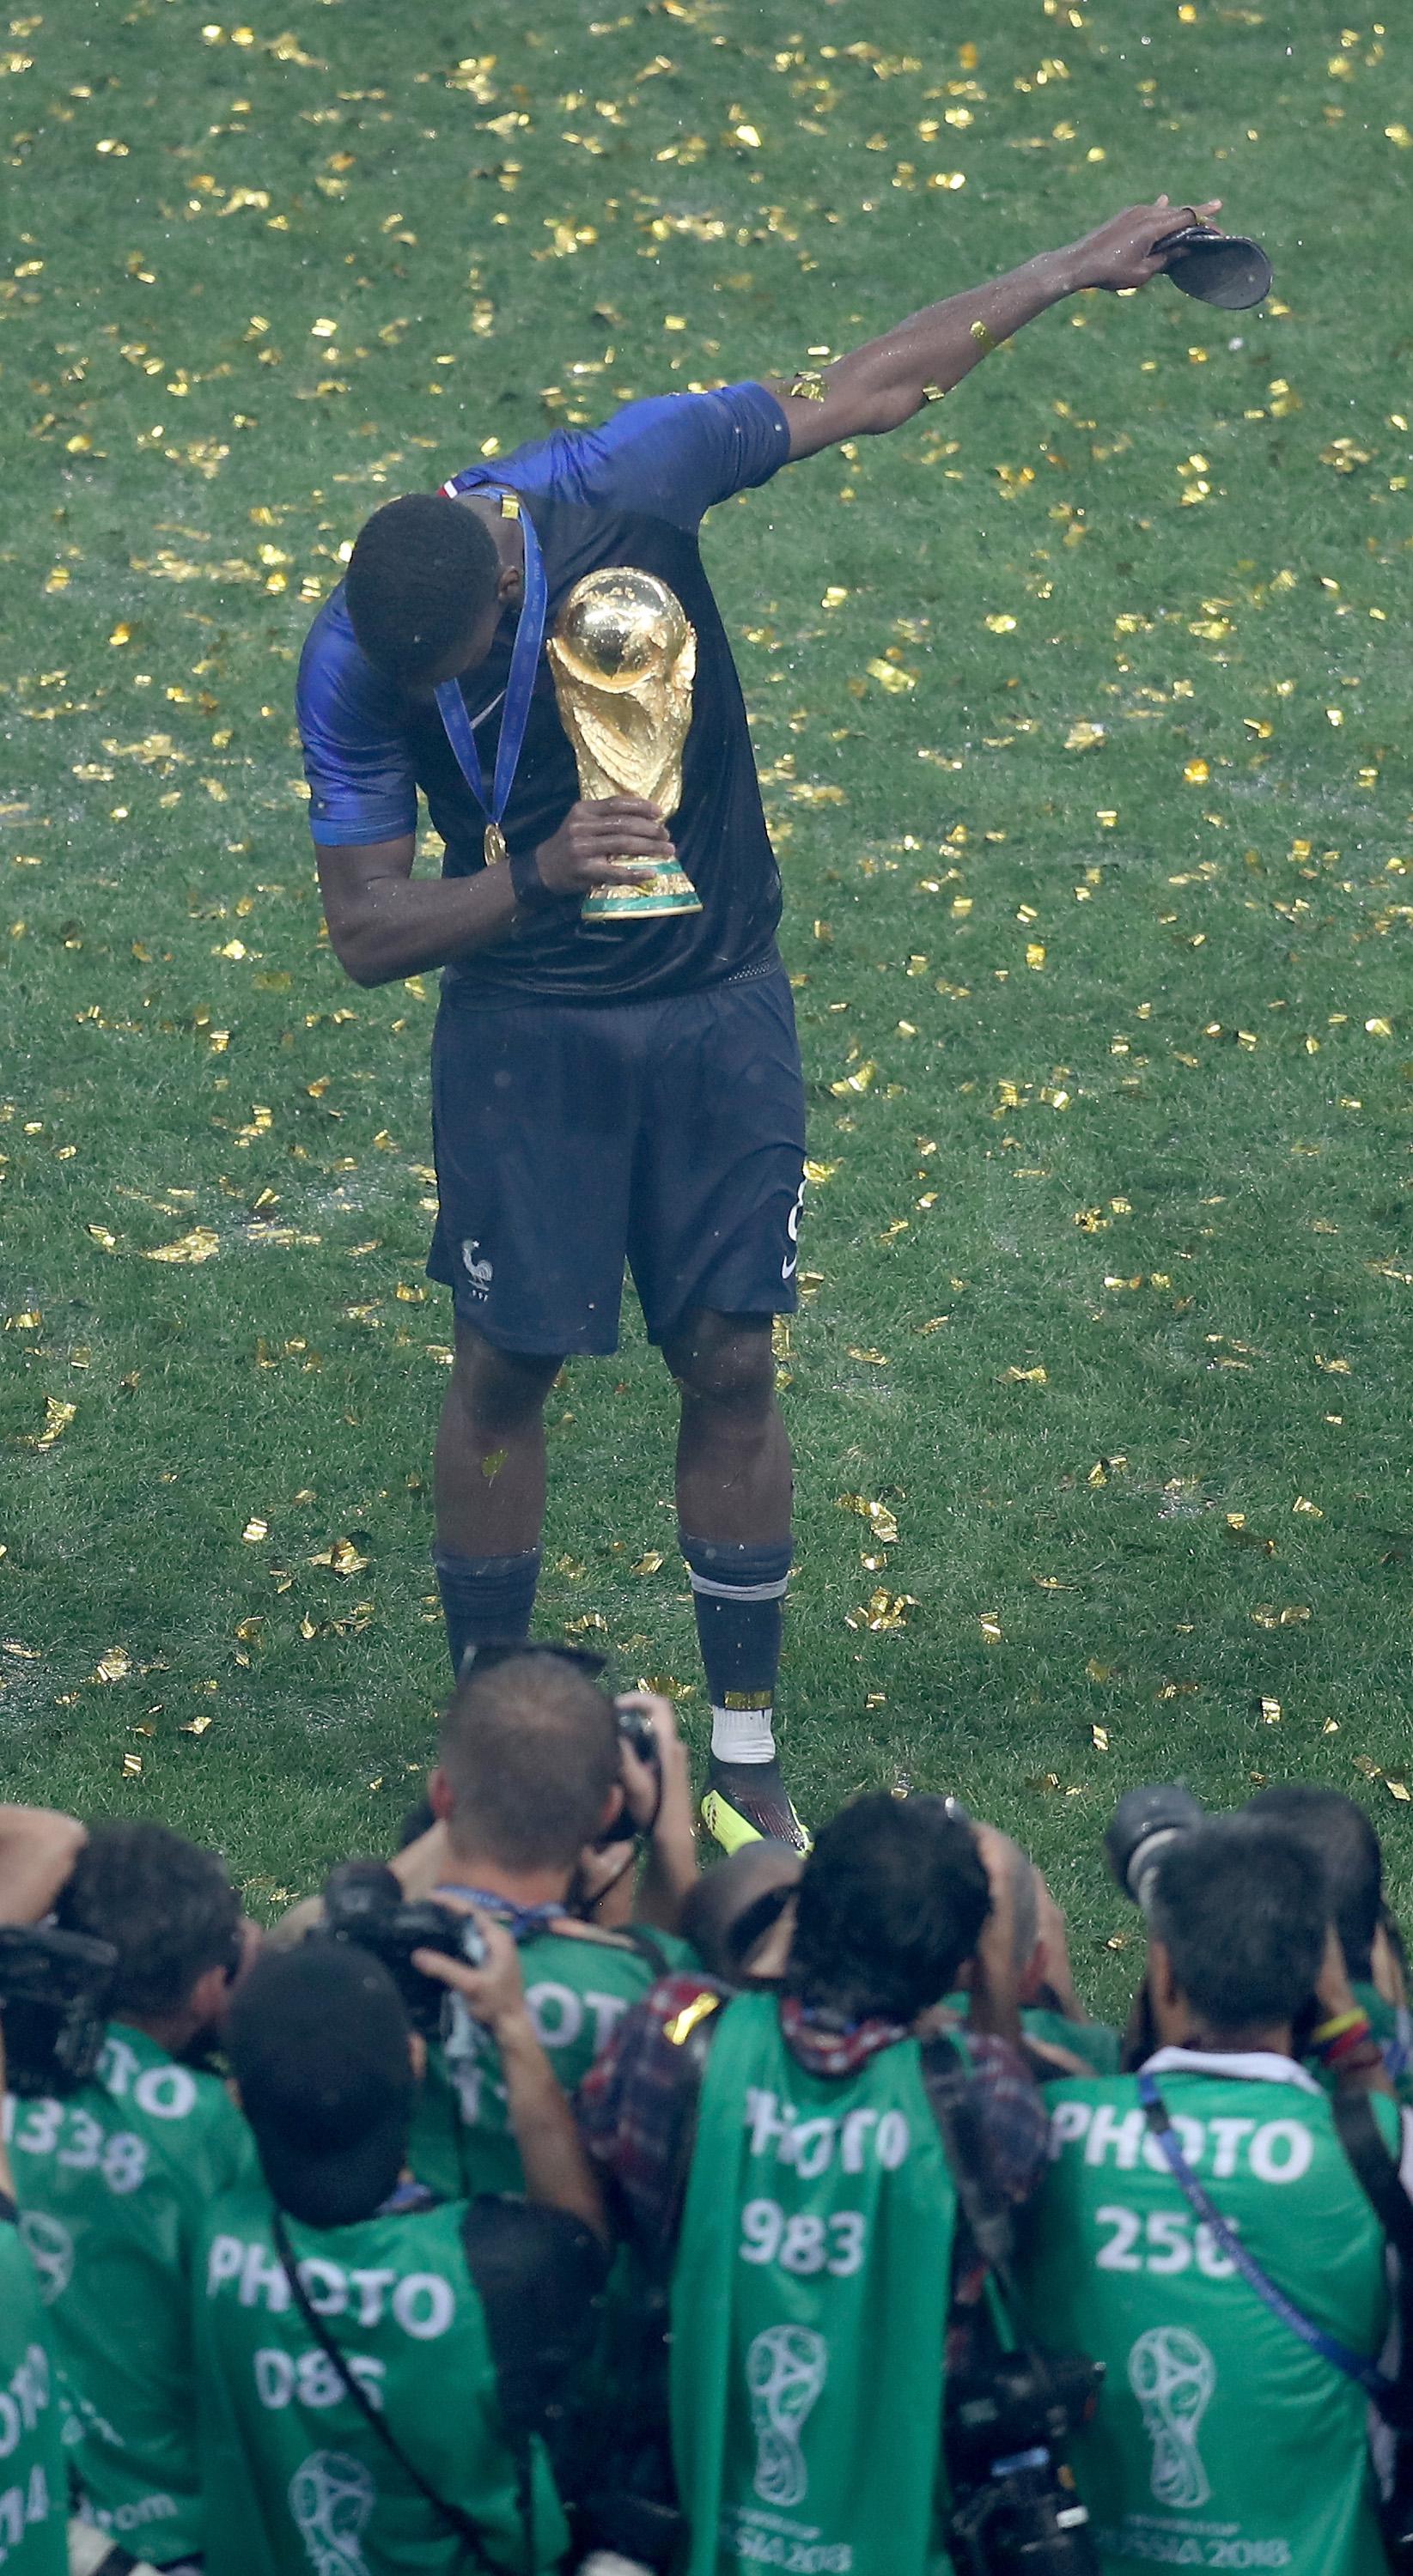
970, 318, 999, 356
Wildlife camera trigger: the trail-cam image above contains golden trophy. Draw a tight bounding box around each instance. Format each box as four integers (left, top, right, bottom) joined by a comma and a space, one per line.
547, 567, 703, 919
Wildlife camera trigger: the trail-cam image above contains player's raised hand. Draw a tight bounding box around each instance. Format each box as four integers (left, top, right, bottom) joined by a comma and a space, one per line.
533, 796, 673, 896
1063, 195, 1223, 291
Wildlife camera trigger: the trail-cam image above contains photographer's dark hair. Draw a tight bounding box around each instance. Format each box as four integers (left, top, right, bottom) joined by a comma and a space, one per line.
1246, 1783, 1382, 1984
785, 1792, 991, 2025
439, 1654, 621, 1872
56, 1821, 240, 2020
1151, 1816, 1327, 2037
344, 492, 499, 683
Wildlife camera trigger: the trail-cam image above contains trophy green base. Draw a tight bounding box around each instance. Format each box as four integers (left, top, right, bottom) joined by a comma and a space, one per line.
582, 858, 703, 920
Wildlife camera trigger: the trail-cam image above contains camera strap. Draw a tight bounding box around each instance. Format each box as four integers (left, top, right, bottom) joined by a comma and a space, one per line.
919, 2033, 1026, 2318
1138, 2074, 1409, 2422
271, 2208, 506, 2573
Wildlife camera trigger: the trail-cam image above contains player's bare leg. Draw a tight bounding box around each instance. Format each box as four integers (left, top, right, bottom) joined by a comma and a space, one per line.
663, 1309, 806, 1853
433, 1320, 562, 1674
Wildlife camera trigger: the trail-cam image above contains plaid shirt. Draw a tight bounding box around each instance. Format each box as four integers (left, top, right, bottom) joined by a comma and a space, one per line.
575, 1974, 1047, 2355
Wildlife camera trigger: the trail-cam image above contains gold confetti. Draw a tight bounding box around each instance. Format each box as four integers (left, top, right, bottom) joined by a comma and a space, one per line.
566, 1612, 610, 1636
998, 1365, 1047, 1385
847, 1347, 890, 1366
837, 1494, 900, 1546
35, 1399, 76, 1449
1091, 1725, 1110, 1753
93, 1647, 132, 1683
844, 1589, 919, 1633
241, 1517, 269, 1543
180, 1713, 214, 1736
978, 1613, 1003, 1643
867, 659, 917, 694
1257, 1698, 1282, 1725
631, 1552, 665, 1576
1064, 721, 1105, 752
1292, 1496, 1324, 1517
121, 1753, 143, 1779
142, 1227, 219, 1265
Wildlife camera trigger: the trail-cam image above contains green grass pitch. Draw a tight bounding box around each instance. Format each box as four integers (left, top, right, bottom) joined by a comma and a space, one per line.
2, 0, 1410, 2003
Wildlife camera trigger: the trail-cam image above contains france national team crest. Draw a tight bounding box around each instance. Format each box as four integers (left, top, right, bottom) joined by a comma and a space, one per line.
460, 1238, 493, 1301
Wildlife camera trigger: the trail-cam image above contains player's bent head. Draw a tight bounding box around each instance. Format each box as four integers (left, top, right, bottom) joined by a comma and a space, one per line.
435, 1652, 622, 1873
1245, 1783, 1383, 1984
785, 1789, 992, 2026
1149, 1816, 1328, 2040
56, 1820, 242, 2024
228, 1941, 414, 2228
344, 492, 502, 685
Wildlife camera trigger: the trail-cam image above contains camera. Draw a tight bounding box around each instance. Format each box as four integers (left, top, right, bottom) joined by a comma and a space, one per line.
320, 1862, 486, 2037
598, 1699, 664, 1846
1104, 1784, 1205, 1914
0, 1923, 119, 2098
947, 2347, 1105, 2574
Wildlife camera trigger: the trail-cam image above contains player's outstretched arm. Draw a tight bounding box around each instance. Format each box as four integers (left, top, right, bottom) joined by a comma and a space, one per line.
771, 194, 1220, 461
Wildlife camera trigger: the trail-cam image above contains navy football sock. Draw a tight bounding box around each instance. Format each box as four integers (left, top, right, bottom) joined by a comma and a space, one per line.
679, 1533, 792, 1765
433, 1547, 541, 1679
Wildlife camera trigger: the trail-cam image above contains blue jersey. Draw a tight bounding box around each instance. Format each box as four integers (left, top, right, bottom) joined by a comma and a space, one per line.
297, 385, 790, 1005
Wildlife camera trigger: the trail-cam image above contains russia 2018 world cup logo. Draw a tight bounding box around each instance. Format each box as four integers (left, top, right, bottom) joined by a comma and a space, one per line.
1128, 2326, 1216, 2511
746, 2324, 830, 2509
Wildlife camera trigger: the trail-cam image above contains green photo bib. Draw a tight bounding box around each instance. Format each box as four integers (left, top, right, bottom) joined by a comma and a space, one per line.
4, 2020, 257, 2565
195, 2183, 566, 2576
0, 2214, 65, 2576
671, 1990, 959, 2576
1020, 2063, 1396, 2575
410, 1924, 687, 2199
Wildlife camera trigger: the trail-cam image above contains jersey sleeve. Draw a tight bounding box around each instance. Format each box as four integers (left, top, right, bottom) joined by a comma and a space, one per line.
462, 383, 789, 532
295, 593, 419, 849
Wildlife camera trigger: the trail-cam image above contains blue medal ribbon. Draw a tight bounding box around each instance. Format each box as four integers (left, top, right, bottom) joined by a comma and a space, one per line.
434, 490, 548, 860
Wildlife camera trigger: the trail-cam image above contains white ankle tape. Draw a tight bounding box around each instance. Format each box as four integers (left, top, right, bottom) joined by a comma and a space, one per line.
711, 1703, 776, 1764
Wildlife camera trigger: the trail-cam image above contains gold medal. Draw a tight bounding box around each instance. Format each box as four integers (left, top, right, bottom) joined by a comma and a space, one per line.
483, 820, 509, 867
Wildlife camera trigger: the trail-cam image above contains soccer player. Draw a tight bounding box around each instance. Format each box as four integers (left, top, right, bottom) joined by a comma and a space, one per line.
1021, 1816, 1408, 2576
296, 194, 1216, 1850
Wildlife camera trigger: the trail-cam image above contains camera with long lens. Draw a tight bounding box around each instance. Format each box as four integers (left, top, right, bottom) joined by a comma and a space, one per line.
320, 1862, 486, 2037
0, 1924, 119, 2097
947, 2347, 1105, 2574
1103, 1784, 1205, 1914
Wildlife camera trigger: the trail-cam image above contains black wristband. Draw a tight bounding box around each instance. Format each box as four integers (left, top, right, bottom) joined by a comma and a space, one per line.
509, 845, 561, 913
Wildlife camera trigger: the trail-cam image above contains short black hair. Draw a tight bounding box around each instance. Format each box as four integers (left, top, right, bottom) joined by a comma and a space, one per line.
786, 1791, 991, 2024
439, 1654, 621, 1872
1151, 1816, 1327, 2035
344, 492, 500, 682
1246, 1784, 1382, 1983
57, 1821, 241, 2019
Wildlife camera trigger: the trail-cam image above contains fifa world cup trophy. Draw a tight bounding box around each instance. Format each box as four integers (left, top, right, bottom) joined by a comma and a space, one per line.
547, 567, 703, 919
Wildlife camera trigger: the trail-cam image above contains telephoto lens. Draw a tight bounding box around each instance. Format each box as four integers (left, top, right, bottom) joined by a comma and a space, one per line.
1103, 1785, 1205, 1914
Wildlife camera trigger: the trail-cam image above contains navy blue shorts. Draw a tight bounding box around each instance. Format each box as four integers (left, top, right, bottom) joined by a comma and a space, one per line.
427, 963, 807, 1355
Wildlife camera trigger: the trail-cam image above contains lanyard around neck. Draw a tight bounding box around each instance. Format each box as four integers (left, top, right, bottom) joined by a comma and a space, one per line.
433, 491, 547, 847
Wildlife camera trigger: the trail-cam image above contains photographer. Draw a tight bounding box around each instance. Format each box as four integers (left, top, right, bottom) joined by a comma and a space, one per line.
1021, 1814, 1406, 2575
7, 1822, 258, 2572
195, 1930, 606, 2576
393, 1651, 699, 2199
0, 1807, 87, 2576
579, 1792, 1051, 2576
1249, 1783, 1413, 2101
